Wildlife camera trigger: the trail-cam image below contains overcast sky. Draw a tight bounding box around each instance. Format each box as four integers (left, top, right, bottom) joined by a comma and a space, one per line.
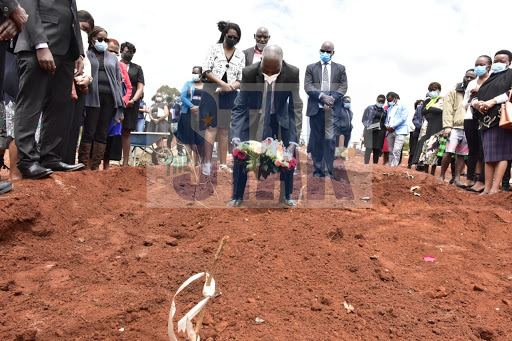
83, 0, 510, 142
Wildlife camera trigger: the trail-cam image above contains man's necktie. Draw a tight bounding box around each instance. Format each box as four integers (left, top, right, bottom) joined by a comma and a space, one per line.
321, 63, 329, 92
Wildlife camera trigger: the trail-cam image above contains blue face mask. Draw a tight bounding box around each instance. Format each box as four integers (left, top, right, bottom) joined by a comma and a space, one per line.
429, 91, 439, 99
94, 40, 108, 52
320, 52, 331, 63
474, 65, 488, 77
388, 101, 395, 107
376, 103, 384, 108
491, 62, 507, 74
344, 103, 351, 109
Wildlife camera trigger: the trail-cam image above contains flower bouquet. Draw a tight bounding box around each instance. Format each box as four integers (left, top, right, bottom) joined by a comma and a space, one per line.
232, 138, 297, 180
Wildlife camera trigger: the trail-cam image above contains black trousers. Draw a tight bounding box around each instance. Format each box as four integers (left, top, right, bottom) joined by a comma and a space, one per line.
309, 109, 335, 177
364, 148, 380, 164
83, 92, 115, 145
15, 52, 74, 168
408, 133, 418, 166
464, 119, 485, 182
503, 160, 511, 188
0, 42, 6, 101
232, 114, 293, 200
62, 90, 86, 164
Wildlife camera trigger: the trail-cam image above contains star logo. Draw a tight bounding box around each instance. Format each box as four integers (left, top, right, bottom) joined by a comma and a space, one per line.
201, 113, 214, 128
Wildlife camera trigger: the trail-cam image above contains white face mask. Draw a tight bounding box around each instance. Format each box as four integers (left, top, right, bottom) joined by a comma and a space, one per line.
192, 74, 201, 82
263, 72, 280, 84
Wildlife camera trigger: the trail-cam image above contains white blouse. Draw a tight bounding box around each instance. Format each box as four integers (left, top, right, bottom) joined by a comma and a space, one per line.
203, 43, 245, 85
463, 79, 478, 120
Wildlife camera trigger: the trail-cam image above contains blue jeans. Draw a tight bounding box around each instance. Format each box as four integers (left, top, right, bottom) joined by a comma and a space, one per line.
136, 118, 145, 132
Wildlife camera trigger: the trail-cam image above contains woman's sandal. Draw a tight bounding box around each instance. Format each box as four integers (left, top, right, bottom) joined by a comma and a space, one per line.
455, 181, 467, 189
466, 186, 484, 193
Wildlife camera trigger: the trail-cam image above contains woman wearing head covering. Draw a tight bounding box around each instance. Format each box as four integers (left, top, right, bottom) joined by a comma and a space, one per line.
471, 50, 512, 194
200, 21, 245, 176
412, 82, 444, 175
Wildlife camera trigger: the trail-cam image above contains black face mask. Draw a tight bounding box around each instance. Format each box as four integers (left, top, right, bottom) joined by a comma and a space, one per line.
122, 52, 133, 62
224, 37, 238, 48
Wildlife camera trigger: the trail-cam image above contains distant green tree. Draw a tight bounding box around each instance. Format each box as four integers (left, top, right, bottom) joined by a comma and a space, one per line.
156, 85, 180, 100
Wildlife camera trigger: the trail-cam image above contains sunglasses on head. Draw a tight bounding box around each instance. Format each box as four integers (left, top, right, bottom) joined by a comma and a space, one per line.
320, 49, 333, 54
226, 35, 239, 40
95, 37, 110, 43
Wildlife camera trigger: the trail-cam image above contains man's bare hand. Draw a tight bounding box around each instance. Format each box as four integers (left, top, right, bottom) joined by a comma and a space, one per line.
0, 18, 17, 40
321, 94, 335, 107
74, 57, 84, 77
75, 75, 91, 89
10, 6, 28, 33
286, 144, 296, 155
36, 48, 56, 74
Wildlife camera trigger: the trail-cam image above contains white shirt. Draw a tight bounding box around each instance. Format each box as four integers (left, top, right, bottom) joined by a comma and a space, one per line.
463, 79, 479, 120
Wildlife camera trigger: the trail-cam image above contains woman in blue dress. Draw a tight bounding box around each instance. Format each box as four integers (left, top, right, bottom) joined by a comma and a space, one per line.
179, 66, 205, 167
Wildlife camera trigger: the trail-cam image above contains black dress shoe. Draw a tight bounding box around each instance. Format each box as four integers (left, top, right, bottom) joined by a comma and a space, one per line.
0, 181, 13, 195
19, 163, 53, 179
279, 197, 297, 207
500, 185, 511, 192
42, 162, 85, 172
226, 199, 243, 207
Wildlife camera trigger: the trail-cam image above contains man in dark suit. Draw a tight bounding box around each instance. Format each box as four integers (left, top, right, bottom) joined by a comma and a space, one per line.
242, 27, 270, 67
305, 41, 348, 178
0, 0, 27, 193
13, 0, 85, 179
229, 45, 303, 207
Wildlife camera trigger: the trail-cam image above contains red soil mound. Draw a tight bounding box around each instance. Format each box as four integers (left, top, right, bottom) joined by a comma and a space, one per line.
1, 158, 511, 340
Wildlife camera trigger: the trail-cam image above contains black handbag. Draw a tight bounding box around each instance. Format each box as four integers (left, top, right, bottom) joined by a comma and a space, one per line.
366, 122, 381, 131
366, 111, 383, 131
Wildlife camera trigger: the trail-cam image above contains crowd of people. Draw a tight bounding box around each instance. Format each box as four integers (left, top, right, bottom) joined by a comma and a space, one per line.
0, 2, 148, 194
0, 2, 511, 203
360, 52, 512, 195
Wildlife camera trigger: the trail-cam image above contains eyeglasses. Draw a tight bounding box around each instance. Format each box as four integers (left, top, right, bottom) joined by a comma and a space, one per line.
320, 49, 333, 54
256, 35, 269, 39
95, 37, 110, 43
226, 35, 239, 40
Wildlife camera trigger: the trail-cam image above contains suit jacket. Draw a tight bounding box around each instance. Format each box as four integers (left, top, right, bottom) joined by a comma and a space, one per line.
304, 61, 347, 118
232, 60, 303, 144
242, 46, 255, 66
0, 0, 19, 24
14, 0, 83, 59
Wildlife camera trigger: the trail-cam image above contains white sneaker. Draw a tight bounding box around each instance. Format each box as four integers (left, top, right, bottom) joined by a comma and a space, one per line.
218, 164, 232, 173
202, 163, 211, 176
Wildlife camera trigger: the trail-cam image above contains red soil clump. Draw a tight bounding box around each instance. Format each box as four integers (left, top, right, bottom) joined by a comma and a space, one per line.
1, 157, 511, 340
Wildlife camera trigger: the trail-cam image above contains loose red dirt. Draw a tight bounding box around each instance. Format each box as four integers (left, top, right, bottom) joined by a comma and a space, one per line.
1, 156, 511, 340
